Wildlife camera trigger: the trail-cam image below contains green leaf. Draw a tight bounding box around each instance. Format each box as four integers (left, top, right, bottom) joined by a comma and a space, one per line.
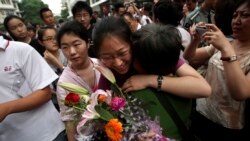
59, 82, 89, 95
95, 105, 114, 121
110, 83, 126, 99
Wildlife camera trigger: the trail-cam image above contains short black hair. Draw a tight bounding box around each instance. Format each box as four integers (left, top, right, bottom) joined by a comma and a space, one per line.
113, 2, 125, 12
132, 23, 181, 75
234, 0, 250, 11
93, 16, 132, 56
143, 2, 153, 12
72, 1, 93, 17
39, 7, 52, 20
153, 0, 183, 26
57, 20, 89, 48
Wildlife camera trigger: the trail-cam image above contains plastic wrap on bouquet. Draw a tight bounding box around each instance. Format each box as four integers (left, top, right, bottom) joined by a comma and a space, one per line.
59, 65, 175, 141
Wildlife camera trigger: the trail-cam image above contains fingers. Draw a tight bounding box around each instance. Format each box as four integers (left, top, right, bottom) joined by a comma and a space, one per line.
205, 24, 219, 31
122, 79, 133, 93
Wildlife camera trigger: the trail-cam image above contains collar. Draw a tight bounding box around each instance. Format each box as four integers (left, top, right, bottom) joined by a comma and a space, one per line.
0, 36, 9, 51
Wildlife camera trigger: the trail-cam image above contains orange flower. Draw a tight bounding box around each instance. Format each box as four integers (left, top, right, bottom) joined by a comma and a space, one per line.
98, 95, 107, 103
104, 119, 123, 141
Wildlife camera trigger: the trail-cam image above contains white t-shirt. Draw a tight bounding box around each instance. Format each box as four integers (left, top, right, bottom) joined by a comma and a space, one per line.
0, 36, 65, 141
176, 26, 191, 63
140, 15, 153, 26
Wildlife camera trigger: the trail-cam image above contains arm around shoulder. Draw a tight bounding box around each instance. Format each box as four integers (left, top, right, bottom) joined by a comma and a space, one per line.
161, 63, 211, 98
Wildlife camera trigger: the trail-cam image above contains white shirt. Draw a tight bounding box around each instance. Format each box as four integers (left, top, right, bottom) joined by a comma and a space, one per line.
140, 15, 153, 26
176, 26, 191, 63
0, 36, 65, 141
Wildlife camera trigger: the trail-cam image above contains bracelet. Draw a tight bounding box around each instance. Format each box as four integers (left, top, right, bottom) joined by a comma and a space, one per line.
157, 75, 163, 92
220, 55, 237, 62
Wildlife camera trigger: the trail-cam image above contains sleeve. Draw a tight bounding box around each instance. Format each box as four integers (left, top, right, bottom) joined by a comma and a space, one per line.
20, 45, 58, 91
204, 44, 215, 56
175, 58, 185, 70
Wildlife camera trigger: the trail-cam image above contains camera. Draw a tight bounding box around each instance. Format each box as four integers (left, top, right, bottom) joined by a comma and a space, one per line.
196, 26, 208, 35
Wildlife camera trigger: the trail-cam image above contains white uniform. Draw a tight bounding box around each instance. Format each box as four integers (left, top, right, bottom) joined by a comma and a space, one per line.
0, 36, 65, 141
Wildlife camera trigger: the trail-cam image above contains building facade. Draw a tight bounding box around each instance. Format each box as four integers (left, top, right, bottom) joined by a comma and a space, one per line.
0, 0, 21, 24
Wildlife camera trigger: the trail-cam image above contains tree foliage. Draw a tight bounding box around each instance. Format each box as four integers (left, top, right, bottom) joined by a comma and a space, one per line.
61, 6, 69, 20
18, 0, 48, 25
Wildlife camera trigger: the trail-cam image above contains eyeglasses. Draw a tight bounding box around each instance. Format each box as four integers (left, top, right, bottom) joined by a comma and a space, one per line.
43, 36, 56, 42
99, 49, 130, 64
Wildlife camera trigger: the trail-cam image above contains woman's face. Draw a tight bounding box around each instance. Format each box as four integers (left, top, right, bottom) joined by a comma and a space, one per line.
40, 29, 58, 52
98, 36, 132, 74
7, 18, 28, 40
232, 2, 250, 40
60, 34, 89, 67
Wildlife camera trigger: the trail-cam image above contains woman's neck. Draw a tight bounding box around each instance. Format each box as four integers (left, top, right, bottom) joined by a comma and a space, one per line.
234, 39, 250, 48
72, 58, 91, 71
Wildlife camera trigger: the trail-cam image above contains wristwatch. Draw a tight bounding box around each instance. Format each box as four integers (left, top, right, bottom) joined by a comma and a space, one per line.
220, 55, 237, 62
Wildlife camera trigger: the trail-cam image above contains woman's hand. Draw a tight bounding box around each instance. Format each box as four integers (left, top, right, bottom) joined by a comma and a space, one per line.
44, 50, 64, 70
202, 24, 234, 55
122, 75, 153, 93
44, 50, 58, 65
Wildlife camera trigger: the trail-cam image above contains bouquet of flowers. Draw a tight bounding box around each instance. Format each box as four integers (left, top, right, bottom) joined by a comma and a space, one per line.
59, 65, 170, 141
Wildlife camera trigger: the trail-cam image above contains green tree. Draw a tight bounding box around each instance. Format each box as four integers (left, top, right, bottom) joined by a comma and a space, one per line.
18, 0, 48, 25
61, 2, 69, 20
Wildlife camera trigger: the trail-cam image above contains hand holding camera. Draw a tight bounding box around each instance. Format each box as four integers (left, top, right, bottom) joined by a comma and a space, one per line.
196, 26, 209, 36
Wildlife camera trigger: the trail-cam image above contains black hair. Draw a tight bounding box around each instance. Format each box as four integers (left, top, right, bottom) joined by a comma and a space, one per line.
72, 1, 93, 17
113, 2, 125, 13
131, 23, 181, 75
0, 32, 12, 40
153, 0, 183, 26
3, 15, 26, 41
37, 26, 57, 41
186, 0, 197, 3
58, 19, 65, 24
234, 0, 250, 11
214, 0, 235, 36
27, 24, 36, 32
39, 7, 52, 20
143, 2, 153, 12
93, 16, 132, 56
56, 20, 89, 48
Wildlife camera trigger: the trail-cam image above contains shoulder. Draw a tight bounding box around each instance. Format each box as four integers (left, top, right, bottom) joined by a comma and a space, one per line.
9, 41, 34, 53
187, 7, 201, 20
184, 8, 201, 28
176, 26, 190, 36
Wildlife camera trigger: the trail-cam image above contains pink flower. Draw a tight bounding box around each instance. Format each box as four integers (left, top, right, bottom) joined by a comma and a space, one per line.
110, 97, 126, 111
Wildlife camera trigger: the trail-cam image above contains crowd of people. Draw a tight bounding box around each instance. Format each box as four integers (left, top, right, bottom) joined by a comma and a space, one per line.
0, 0, 250, 140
